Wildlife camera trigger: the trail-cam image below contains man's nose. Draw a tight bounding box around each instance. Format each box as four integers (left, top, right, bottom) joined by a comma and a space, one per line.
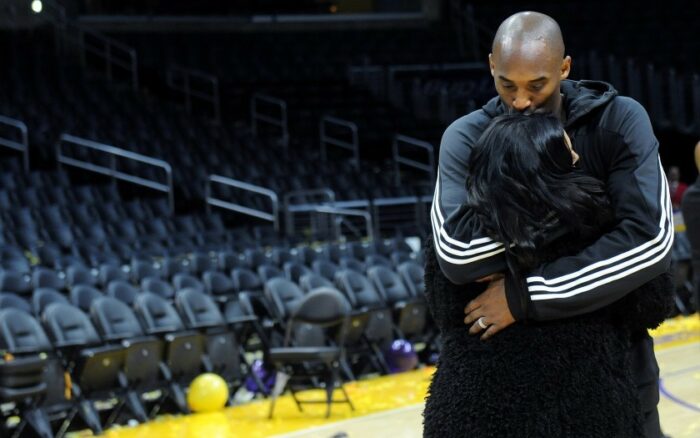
512, 95, 532, 111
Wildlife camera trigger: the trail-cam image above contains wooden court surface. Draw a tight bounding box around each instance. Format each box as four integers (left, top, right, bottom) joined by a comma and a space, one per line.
96, 315, 700, 438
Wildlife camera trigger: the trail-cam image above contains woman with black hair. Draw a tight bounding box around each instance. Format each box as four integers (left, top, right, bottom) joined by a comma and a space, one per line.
422, 113, 673, 437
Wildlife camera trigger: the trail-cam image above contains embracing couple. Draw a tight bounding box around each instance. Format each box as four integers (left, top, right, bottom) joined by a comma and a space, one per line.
423, 11, 674, 438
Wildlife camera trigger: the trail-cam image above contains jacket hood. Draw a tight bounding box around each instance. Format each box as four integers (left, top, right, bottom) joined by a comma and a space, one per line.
481, 79, 618, 127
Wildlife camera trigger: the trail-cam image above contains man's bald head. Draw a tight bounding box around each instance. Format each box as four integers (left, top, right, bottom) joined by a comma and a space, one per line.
492, 11, 565, 62
488, 11, 570, 115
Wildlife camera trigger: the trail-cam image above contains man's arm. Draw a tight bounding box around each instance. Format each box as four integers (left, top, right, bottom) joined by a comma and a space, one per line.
507, 97, 673, 321
431, 113, 507, 284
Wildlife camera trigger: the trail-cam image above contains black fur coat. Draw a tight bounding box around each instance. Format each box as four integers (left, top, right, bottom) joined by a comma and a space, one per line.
422, 232, 673, 438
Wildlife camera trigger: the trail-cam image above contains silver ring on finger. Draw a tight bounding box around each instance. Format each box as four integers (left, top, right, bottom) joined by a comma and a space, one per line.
477, 317, 488, 330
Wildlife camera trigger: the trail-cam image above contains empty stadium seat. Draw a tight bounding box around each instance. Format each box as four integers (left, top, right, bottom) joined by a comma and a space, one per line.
141, 277, 175, 300
367, 266, 427, 340
107, 280, 140, 307
31, 288, 69, 317
0, 292, 31, 313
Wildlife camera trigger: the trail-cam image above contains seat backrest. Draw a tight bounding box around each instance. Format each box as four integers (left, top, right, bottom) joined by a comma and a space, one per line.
365, 254, 393, 269
271, 247, 295, 267
131, 259, 161, 282
320, 243, 345, 263
311, 260, 339, 281
162, 256, 189, 279
66, 264, 97, 287
70, 285, 104, 312
0, 270, 32, 295
31, 288, 69, 316
0, 309, 52, 353
90, 297, 144, 341
397, 261, 424, 297
283, 261, 312, 283
202, 271, 233, 296
339, 257, 366, 274
367, 266, 409, 304
42, 303, 101, 348
390, 251, 412, 267
334, 269, 383, 309
0, 292, 31, 313
257, 264, 284, 283
133, 292, 185, 334
189, 252, 214, 275
231, 267, 262, 292
141, 276, 174, 299
292, 287, 351, 325
296, 246, 320, 265
173, 273, 205, 293
175, 288, 224, 329
99, 264, 128, 286
218, 250, 241, 271
285, 287, 351, 347
347, 241, 372, 260
298, 273, 334, 293
264, 277, 305, 320
32, 267, 66, 290
243, 248, 268, 269
107, 280, 139, 306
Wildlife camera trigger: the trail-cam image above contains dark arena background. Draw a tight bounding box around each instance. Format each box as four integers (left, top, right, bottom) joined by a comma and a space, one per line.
0, 1, 698, 437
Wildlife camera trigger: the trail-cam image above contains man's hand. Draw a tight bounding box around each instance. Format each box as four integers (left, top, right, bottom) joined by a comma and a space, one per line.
464, 276, 516, 340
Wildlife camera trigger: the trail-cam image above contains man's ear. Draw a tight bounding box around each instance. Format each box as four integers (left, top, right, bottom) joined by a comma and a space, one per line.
489, 53, 495, 77
560, 55, 572, 80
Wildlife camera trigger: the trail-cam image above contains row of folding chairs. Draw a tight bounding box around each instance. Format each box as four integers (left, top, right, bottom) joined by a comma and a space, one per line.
0, 286, 264, 437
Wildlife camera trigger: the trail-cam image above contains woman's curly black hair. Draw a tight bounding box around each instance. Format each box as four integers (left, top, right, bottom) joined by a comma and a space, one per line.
466, 113, 613, 270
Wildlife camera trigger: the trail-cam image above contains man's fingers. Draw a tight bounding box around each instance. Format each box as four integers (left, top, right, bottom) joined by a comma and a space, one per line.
468, 319, 485, 335
480, 323, 501, 341
464, 300, 481, 316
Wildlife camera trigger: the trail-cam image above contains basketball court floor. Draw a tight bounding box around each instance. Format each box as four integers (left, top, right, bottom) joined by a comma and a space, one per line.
95, 315, 700, 438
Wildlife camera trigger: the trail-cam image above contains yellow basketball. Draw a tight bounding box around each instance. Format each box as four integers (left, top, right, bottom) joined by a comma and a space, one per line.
187, 373, 229, 413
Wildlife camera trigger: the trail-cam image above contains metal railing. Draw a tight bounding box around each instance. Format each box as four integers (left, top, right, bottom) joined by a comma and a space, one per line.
206, 175, 280, 232
251, 94, 289, 148
0, 115, 29, 171
57, 134, 174, 212
392, 134, 435, 186
167, 65, 221, 123
312, 206, 373, 241
76, 27, 138, 90
320, 116, 359, 168
283, 188, 336, 236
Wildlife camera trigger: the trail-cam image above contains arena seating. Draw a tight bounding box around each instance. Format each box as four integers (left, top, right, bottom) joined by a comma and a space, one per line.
0, 150, 430, 435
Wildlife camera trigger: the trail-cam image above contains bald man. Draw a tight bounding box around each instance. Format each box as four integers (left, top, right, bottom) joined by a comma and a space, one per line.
430, 11, 671, 437
680, 141, 700, 313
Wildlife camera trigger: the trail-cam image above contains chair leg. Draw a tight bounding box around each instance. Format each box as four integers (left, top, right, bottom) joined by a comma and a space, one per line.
339, 384, 355, 411
324, 370, 335, 418
268, 371, 291, 419
289, 387, 304, 413
267, 395, 277, 419
23, 408, 54, 438
169, 382, 190, 414
77, 399, 103, 435
125, 390, 149, 423
340, 358, 356, 381
370, 341, 391, 374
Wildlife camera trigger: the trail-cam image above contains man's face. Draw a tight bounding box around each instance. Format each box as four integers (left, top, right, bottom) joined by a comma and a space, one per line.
489, 41, 571, 114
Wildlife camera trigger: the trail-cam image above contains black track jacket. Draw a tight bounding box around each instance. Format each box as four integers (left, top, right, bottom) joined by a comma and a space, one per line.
431, 79, 673, 322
